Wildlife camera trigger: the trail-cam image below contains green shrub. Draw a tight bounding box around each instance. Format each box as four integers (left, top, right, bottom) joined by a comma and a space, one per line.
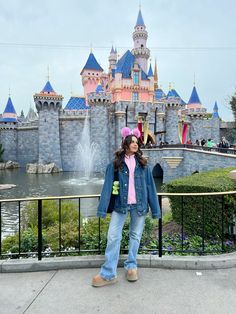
165, 167, 236, 237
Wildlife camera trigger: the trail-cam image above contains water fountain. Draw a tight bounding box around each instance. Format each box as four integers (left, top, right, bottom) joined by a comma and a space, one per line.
67, 113, 104, 187
74, 114, 100, 179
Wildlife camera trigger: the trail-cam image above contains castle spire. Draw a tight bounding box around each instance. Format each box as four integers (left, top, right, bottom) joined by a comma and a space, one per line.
109, 45, 117, 71
135, 8, 145, 27
1, 96, 17, 122
148, 63, 154, 77
154, 59, 158, 89
132, 7, 150, 73
212, 101, 219, 118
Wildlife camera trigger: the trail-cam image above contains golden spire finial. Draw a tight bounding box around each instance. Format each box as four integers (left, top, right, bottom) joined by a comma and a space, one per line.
139, 1, 141, 10
193, 72, 196, 86
154, 59, 158, 89
90, 43, 93, 53
169, 82, 172, 90
8, 87, 11, 97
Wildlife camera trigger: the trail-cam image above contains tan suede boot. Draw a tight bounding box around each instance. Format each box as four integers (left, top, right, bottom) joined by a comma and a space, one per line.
126, 269, 138, 282
92, 274, 118, 287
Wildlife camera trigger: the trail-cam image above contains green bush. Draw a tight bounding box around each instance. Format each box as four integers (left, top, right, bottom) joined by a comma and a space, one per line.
165, 167, 236, 237
2, 200, 80, 254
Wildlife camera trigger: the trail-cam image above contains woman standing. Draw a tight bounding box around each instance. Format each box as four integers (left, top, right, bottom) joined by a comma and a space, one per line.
92, 127, 161, 287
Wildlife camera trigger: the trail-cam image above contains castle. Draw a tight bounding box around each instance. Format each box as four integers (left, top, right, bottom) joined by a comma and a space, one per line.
0, 9, 221, 173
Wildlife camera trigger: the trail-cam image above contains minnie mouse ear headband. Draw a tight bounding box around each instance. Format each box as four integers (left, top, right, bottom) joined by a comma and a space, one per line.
121, 127, 141, 139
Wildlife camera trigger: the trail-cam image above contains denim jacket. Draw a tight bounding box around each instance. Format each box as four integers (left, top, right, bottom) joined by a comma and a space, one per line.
97, 159, 161, 219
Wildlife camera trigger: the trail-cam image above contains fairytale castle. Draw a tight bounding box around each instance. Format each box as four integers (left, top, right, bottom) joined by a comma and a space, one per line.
0, 9, 222, 174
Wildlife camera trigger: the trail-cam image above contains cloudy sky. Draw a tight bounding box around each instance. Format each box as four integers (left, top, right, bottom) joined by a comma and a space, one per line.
0, 0, 236, 121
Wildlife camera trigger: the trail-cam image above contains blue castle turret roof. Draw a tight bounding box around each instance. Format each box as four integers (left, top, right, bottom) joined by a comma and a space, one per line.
155, 88, 166, 100
166, 89, 186, 105
81, 52, 103, 72
41, 81, 55, 93
135, 9, 145, 27
64, 97, 89, 110
110, 45, 115, 54
115, 50, 149, 80
148, 64, 154, 77
188, 86, 201, 104
212, 101, 219, 118
95, 82, 104, 93
1, 96, 17, 122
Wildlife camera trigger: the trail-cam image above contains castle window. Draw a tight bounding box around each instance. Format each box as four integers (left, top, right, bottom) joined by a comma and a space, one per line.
141, 44, 143, 48
133, 71, 139, 85
132, 92, 139, 102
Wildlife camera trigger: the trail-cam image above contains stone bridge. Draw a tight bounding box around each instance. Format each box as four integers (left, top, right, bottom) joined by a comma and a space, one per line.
143, 146, 236, 183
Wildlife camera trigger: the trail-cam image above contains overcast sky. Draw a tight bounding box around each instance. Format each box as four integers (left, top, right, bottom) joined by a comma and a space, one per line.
0, 0, 236, 121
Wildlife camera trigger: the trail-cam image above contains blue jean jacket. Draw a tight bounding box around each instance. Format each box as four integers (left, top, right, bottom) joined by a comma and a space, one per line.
97, 160, 161, 219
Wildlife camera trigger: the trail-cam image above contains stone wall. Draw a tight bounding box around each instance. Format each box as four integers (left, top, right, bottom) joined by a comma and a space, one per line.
38, 107, 62, 169
0, 128, 17, 161
189, 117, 220, 144
90, 103, 111, 172
59, 116, 86, 171
17, 127, 38, 166
144, 147, 236, 183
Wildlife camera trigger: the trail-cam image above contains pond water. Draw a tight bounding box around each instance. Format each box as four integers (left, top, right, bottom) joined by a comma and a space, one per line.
0, 168, 162, 236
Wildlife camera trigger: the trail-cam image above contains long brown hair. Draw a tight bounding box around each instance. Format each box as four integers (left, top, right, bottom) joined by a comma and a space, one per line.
113, 135, 147, 170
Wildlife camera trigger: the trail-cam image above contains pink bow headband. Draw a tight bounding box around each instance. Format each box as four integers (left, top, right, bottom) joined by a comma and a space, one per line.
121, 127, 141, 139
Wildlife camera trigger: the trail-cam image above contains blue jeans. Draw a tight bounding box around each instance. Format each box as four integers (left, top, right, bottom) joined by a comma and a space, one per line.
100, 205, 146, 280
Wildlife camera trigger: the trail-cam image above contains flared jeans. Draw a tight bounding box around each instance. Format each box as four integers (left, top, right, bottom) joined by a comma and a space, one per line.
100, 205, 146, 280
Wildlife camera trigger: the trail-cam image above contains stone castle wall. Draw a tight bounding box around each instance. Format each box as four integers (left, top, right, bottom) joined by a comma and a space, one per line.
60, 115, 86, 171
17, 127, 39, 166
0, 127, 17, 161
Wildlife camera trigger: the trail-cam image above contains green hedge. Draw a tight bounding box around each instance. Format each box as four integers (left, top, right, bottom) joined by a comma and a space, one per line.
164, 168, 236, 237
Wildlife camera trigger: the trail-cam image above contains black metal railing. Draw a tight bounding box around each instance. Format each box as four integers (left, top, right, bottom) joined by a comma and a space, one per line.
0, 191, 235, 260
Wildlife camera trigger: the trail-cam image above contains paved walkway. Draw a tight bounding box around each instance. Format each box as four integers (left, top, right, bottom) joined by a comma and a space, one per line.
1, 254, 236, 314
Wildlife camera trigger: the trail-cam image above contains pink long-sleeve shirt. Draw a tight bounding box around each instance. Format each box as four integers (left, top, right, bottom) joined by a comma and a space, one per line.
125, 154, 136, 204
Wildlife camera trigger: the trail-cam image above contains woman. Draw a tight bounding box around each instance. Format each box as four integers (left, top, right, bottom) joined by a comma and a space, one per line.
92, 127, 161, 287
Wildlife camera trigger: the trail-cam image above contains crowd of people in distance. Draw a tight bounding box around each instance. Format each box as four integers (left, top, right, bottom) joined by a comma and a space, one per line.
144, 136, 231, 152
186, 136, 230, 151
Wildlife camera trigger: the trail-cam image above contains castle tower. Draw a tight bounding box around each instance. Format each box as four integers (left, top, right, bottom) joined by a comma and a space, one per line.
131, 8, 150, 73
187, 85, 202, 109
87, 84, 112, 172
108, 46, 117, 71
211, 101, 220, 144
212, 101, 219, 118
0, 96, 18, 161
33, 81, 63, 169
80, 52, 104, 102
164, 84, 187, 143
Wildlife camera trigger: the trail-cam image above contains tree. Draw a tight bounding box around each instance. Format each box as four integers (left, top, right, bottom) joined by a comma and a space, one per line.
0, 143, 4, 162
230, 91, 236, 123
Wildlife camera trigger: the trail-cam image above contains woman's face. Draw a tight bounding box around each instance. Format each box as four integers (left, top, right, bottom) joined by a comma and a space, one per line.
127, 136, 139, 155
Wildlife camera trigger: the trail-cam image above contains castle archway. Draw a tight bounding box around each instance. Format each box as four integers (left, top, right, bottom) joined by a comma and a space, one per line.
152, 163, 163, 189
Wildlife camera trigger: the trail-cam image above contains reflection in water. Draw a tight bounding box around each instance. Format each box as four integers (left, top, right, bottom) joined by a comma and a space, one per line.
0, 169, 104, 236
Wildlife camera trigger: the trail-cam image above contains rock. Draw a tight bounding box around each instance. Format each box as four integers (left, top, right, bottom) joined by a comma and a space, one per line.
5, 161, 20, 169
26, 163, 38, 173
229, 170, 236, 181
0, 184, 17, 190
26, 163, 61, 174
0, 161, 20, 170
